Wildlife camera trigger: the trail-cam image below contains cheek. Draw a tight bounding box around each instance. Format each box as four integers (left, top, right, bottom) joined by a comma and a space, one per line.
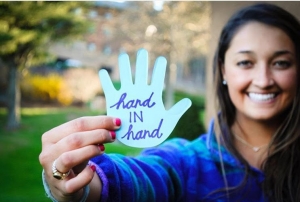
226, 71, 250, 92
225, 70, 250, 103
226, 80, 247, 105
277, 71, 298, 95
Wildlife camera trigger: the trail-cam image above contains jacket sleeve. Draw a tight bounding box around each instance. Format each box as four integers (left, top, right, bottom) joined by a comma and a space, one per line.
90, 138, 191, 202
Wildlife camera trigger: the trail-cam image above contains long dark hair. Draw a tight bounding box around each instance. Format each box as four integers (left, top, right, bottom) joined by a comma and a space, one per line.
213, 3, 300, 201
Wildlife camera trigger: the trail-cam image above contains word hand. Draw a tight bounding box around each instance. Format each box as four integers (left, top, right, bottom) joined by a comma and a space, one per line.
99, 49, 191, 148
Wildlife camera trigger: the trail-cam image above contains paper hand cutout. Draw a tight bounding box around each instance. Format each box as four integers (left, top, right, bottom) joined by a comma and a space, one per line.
99, 49, 191, 148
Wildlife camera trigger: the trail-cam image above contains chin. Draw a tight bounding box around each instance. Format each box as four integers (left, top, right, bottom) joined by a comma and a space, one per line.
247, 111, 289, 123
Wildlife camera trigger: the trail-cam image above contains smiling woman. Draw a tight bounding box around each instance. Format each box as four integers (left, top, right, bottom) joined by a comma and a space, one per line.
214, 3, 300, 201
223, 22, 297, 123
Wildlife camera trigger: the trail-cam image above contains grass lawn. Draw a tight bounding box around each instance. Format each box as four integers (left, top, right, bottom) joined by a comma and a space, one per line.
0, 107, 142, 202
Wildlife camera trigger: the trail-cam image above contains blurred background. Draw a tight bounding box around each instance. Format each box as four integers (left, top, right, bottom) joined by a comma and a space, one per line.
0, 1, 300, 201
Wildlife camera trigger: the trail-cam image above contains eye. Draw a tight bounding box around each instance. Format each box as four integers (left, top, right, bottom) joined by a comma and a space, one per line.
237, 60, 252, 68
273, 60, 292, 69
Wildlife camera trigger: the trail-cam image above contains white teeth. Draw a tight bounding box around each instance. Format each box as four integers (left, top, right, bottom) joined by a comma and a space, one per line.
248, 93, 276, 102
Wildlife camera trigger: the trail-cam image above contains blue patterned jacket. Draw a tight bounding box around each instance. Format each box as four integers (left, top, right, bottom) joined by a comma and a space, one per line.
90, 120, 266, 202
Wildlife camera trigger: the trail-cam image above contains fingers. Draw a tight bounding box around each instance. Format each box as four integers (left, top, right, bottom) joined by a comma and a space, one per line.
40, 145, 102, 201
151, 56, 167, 92
57, 129, 115, 152
167, 98, 192, 118
64, 166, 95, 193
40, 116, 119, 183
50, 166, 95, 201
40, 122, 116, 176
99, 69, 116, 95
54, 145, 104, 174
119, 53, 133, 88
42, 116, 120, 144
135, 49, 149, 86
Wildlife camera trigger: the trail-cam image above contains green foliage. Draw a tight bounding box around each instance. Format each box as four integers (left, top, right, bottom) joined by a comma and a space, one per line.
169, 90, 206, 140
0, 1, 91, 64
20, 73, 73, 105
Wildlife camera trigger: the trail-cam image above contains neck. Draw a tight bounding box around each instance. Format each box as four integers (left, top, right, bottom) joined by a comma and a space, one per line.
230, 114, 281, 169
231, 114, 278, 146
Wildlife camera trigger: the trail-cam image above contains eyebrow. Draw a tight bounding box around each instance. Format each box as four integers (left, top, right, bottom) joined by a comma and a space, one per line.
273, 50, 294, 57
236, 50, 294, 56
237, 50, 253, 54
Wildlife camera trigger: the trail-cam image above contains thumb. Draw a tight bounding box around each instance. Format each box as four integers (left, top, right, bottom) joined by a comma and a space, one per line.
167, 98, 192, 118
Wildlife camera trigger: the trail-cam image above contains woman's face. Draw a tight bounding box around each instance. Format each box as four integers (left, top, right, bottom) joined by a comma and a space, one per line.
223, 22, 297, 122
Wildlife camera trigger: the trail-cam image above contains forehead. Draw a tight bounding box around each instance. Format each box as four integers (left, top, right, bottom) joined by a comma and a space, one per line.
227, 22, 295, 54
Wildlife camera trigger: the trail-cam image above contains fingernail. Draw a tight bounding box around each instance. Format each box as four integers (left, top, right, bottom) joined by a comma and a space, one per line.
114, 118, 121, 126
90, 165, 96, 172
98, 144, 105, 152
110, 131, 116, 140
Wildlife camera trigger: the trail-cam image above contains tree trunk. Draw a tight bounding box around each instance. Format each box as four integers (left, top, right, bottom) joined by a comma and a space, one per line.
6, 63, 21, 129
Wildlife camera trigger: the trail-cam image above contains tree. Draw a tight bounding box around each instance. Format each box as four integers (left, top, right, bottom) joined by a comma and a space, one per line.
0, 2, 91, 129
109, 2, 210, 108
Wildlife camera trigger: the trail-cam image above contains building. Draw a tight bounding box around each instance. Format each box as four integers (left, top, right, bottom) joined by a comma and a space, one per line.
49, 1, 133, 80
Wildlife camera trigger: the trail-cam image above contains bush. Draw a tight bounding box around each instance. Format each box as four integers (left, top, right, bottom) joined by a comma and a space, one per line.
20, 73, 73, 105
62, 68, 101, 104
168, 90, 206, 141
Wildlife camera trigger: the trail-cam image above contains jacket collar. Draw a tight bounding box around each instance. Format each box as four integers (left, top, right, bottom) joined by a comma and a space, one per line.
206, 119, 242, 167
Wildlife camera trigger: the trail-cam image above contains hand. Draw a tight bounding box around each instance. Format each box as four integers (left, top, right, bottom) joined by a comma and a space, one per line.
39, 116, 120, 202
99, 49, 191, 148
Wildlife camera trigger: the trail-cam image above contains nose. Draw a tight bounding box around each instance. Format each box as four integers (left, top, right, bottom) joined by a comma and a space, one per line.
252, 63, 274, 88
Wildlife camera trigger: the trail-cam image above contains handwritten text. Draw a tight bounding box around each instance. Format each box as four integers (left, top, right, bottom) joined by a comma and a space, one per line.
110, 92, 156, 110
121, 119, 164, 140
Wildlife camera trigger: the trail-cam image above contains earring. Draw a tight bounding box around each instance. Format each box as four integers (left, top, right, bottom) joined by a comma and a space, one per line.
222, 80, 227, 85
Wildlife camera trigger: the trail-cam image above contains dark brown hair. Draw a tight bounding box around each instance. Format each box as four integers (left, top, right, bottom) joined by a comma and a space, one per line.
213, 3, 300, 201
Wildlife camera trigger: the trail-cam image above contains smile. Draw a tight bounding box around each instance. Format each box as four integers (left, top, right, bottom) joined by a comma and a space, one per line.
248, 93, 277, 102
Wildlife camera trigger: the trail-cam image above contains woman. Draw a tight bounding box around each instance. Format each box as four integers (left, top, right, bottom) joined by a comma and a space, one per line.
39, 3, 300, 202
